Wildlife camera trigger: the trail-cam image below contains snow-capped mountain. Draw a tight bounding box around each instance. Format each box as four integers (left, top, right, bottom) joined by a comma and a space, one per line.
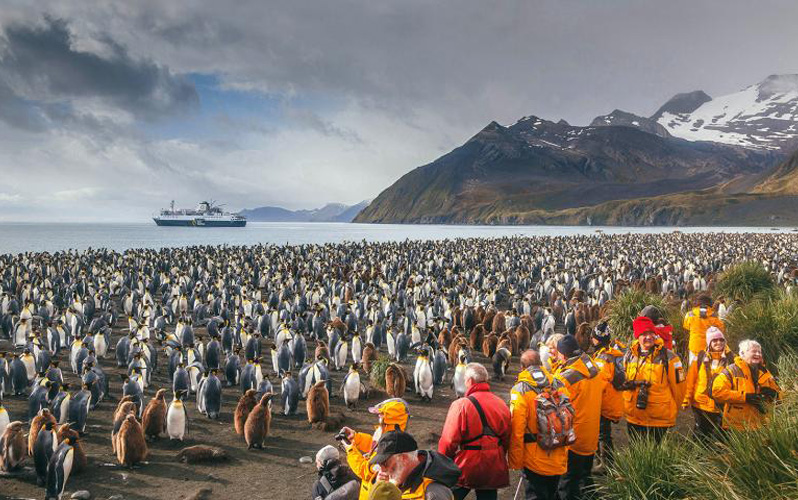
655, 75, 798, 151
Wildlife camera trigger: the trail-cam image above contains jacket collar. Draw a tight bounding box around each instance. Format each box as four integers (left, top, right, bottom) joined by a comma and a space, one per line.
465, 381, 490, 397
562, 353, 599, 378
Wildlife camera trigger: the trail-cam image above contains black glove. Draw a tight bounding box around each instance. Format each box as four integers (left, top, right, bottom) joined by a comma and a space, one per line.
745, 393, 767, 414
760, 387, 779, 402
745, 393, 763, 405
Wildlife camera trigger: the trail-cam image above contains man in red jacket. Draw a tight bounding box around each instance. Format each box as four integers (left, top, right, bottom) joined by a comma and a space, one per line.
438, 362, 511, 500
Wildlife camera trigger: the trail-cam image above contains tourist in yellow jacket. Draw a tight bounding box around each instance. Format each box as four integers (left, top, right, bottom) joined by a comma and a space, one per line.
341, 399, 410, 500
589, 321, 625, 466
682, 295, 725, 363
553, 335, 603, 500
711, 339, 780, 431
623, 316, 687, 444
682, 326, 733, 441
509, 350, 568, 500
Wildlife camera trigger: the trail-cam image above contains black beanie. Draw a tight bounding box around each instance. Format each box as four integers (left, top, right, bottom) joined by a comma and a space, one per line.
557, 335, 581, 359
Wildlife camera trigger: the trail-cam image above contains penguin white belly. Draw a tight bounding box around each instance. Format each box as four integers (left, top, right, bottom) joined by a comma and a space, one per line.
59, 395, 71, 424
335, 344, 347, 370
387, 334, 396, 358
167, 404, 186, 440
0, 409, 8, 436
254, 365, 263, 387
452, 367, 466, 398
343, 374, 360, 406
94, 334, 108, 358
418, 364, 433, 399
23, 357, 36, 380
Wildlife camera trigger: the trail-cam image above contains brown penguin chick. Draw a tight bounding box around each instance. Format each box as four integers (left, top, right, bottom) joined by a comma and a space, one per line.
57, 424, 86, 474
141, 389, 168, 440
502, 330, 519, 355
113, 395, 136, 422
515, 325, 531, 354
244, 393, 274, 449
482, 309, 495, 332
306, 380, 329, 425
330, 318, 346, 334
234, 389, 258, 436
469, 324, 484, 352
447, 337, 466, 367
176, 445, 228, 464
314, 341, 330, 363
384, 363, 406, 399
116, 414, 148, 467
28, 408, 57, 456
491, 312, 506, 334
437, 328, 451, 350
112, 402, 138, 454
482, 333, 499, 358
1, 421, 27, 471
497, 338, 513, 354
520, 315, 535, 334
361, 343, 376, 373
575, 322, 592, 353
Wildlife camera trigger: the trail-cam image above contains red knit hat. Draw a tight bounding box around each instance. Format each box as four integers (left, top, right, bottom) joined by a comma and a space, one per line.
632, 316, 656, 339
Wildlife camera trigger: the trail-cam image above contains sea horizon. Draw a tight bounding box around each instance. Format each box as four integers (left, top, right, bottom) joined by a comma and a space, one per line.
1, 220, 796, 255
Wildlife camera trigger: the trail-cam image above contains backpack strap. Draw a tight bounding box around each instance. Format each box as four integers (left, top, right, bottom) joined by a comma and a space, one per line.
319, 476, 334, 496
460, 395, 498, 450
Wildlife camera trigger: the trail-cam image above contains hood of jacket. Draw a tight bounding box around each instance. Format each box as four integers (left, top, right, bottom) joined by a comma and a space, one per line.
402, 450, 461, 491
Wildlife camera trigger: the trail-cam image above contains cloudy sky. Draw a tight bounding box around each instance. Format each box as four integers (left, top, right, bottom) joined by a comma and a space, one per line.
1, 0, 797, 221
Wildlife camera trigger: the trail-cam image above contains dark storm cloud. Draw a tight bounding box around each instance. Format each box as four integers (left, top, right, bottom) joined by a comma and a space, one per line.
0, 16, 198, 124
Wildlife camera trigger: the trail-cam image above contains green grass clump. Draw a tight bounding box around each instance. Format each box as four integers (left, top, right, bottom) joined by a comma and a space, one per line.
715, 261, 776, 304
597, 434, 694, 500
725, 291, 798, 364
606, 288, 672, 345
369, 354, 392, 389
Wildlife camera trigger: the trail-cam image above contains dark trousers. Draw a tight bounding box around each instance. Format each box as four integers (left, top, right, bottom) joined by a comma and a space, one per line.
627, 422, 669, 444
452, 488, 497, 500
692, 407, 723, 442
523, 469, 560, 500
598, 416, 615, 467
558, 451, 594, 500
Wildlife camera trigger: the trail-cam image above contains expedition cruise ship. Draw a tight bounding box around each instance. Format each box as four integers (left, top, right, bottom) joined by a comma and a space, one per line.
153, 201, 246, 227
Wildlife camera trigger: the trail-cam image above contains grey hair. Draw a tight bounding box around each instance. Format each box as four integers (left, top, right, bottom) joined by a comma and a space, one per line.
464, 363, 489, 384
546, 333, 564, 350
738, 339, 762, 357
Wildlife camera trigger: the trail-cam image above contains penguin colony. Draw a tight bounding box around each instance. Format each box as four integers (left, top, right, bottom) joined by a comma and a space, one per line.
1, 233, 798, 497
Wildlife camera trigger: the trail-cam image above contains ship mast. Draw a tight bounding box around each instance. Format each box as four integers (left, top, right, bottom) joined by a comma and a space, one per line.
171, 200, 175, 213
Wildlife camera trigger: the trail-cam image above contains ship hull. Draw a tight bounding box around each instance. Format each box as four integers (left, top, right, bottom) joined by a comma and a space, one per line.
153, 218, 246, 227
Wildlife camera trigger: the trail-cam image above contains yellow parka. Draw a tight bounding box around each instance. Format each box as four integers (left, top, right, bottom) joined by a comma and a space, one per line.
622, 340, 687, 428
711, 356, 781, 430
508, 366, 568, 476
593, 345, 625, 422
553, 353, 603, 456
682, 349, 733, 413
683, 306, 725, 355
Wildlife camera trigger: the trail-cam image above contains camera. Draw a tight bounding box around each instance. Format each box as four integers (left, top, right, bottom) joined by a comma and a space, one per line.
334, 430, 350, 445
635, 382, 650, 410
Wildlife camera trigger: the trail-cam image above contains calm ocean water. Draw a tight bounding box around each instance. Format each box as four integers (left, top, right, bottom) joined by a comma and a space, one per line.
0, 222, 794, 255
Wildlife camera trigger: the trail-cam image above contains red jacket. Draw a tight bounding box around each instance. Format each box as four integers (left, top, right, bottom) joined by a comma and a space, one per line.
438, 382, 510, 490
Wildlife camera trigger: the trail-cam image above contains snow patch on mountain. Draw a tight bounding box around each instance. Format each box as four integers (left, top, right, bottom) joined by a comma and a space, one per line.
656, 75, 798, 150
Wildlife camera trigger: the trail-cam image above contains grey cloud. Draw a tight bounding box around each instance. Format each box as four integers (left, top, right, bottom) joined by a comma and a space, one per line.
0, 16, 199, 123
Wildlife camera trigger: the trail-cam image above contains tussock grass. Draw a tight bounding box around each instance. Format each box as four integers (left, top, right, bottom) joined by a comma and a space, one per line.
725, 291, 798, 363
715, 261, 776, 304
605, 288, 672, 345
369, 354, 392, 389
597, 434, 694, 499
